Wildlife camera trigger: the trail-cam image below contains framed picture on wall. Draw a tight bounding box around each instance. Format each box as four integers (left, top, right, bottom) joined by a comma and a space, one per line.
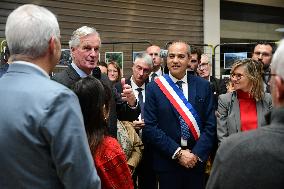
132, 51, 144, 62
105, 52, 123, 69
224, 52, 247, 69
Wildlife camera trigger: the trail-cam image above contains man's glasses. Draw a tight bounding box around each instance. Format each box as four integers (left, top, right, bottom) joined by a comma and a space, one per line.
198, 63, 209, 70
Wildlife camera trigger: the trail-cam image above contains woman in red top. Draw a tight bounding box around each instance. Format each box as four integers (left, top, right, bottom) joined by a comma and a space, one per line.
217, 59, 272, 144
73, 76, 133, 189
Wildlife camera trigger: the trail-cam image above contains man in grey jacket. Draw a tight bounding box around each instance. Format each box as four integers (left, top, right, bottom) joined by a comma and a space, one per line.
0, 4, 101, 189
207, 40, 284, 189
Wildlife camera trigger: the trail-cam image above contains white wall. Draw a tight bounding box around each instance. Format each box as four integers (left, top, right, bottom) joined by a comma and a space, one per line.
204, 0, 221, 77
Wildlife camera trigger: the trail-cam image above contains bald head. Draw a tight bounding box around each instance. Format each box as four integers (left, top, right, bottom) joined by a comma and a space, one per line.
146, 45, 162, 72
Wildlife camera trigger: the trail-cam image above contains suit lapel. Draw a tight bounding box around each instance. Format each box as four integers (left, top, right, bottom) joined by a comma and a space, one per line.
67, 66, 81, 82
231, 92, 241, 132
187, 74, 196, 105
256, 101, 263, 127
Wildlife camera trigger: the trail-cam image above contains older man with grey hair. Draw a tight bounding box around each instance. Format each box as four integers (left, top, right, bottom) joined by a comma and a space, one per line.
207, 40, 284, 189
0, 4, 101, 189
115, 52, 157, 189
53, 26, 140, 138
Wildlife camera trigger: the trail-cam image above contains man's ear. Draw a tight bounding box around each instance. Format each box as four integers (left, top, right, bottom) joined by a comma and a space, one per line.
275, 76, 284, 100
48, 36, 56, 54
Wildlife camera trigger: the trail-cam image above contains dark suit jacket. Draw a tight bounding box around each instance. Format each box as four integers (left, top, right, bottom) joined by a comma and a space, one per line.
207, 107, 284, 189
143, 74, 216, 172
52, 65, 140, 138
209, 76, 227, 110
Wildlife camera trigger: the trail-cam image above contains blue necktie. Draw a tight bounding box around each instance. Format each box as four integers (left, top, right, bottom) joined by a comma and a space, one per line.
176, 81, 191, 141
136, 88, 144, 119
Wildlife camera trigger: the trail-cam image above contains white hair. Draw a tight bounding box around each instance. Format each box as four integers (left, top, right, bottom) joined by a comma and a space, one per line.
200, 54, 210, 64
5, 4, 60, 58
69, 26, 101, 49
271, 39, 284, 80
134, 52, 153, 68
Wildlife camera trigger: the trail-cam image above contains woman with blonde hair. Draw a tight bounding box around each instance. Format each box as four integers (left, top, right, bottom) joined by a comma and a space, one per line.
217, 58, 272, 144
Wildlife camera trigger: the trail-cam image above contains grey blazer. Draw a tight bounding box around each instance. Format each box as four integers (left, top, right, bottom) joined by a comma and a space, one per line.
217, 91, 272, 144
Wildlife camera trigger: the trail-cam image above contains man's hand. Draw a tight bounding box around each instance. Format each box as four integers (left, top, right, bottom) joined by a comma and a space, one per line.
178, 149, 198, 168
121, 78, 136, 107
133, 119, 145, 130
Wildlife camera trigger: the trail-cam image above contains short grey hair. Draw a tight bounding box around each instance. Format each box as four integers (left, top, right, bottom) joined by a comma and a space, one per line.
271, 39, 284, 81
5, 4, 60, 58
69, 26, 101, 49
200, 54, 210, 64
134, 53, 153, 68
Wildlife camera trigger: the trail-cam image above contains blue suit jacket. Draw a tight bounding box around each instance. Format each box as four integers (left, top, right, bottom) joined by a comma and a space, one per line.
143, 74, 216, 172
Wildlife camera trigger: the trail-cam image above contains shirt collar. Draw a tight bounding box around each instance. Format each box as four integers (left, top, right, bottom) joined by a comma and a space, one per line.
130, 76, 145, 90
151, 67, 162, 77
14, 61, 49, 78
71, 62, 88, 78
169, 72, 188, 84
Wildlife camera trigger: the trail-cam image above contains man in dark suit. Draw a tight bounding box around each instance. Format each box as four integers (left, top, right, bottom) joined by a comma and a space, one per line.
197, 54, 227, 109
146, 45, 163, 82
52, 26, 140, 137
115, 53, 157, 189
143, 41, 216, 189
206, 40, 284, 189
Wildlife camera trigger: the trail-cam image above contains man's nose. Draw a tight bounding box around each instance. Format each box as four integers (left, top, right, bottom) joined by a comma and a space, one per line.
173, 56, 179, 63
89, 49, 97, 57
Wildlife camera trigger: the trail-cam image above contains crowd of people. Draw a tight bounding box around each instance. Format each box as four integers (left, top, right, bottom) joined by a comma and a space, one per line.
0, 4, 283, 189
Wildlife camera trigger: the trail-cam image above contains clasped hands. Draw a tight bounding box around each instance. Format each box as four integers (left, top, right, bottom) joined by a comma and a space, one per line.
120, 78, 136, 107
177, 149, 198, 169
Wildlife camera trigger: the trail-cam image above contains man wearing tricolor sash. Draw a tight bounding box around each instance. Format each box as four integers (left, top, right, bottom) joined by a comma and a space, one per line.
143, 41, 216, 189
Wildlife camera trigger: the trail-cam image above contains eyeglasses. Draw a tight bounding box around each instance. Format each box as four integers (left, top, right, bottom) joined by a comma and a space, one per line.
231, 73, 244, 80
198, 63, 209, 70
253, 51, 271, 57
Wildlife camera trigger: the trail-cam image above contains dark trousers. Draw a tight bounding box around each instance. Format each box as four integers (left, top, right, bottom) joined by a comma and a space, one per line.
157, 166, 205, 189
133, 146, 157, 189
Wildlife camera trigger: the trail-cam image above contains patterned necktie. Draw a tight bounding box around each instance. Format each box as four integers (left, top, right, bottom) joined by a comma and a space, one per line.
175, 81, 191, 141
176, 80, 183, 91
151, 73, 157, 82
136, 88, 144, 119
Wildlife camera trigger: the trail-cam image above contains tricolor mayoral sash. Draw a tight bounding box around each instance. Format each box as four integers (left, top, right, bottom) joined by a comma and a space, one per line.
155, 74, 201, 141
